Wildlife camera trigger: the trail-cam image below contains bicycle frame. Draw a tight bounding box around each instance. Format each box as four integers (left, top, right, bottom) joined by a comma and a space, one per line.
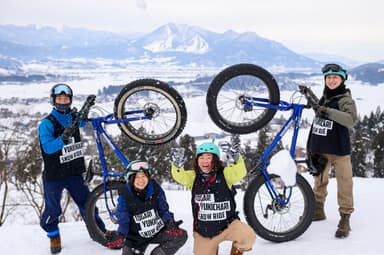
246, 96, 306, 206
87, 110, 150, 219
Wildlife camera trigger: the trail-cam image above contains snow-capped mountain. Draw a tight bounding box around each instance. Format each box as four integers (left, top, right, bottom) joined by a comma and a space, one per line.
0, 23, 321, 69
140, 23, 209, 54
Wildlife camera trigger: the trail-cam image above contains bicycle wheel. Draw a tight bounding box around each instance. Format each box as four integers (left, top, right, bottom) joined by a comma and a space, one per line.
207, 63, 280, 134
84, 180, 126, 246
114, 79, 187, 145
243, 174, 315, 242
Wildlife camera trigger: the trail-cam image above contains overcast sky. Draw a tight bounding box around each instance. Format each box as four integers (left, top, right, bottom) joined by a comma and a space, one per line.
1, 0, 383, 62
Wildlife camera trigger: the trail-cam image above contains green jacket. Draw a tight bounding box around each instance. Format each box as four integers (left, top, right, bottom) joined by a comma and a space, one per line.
321, 90, 357, 129
171, 155, 247, 190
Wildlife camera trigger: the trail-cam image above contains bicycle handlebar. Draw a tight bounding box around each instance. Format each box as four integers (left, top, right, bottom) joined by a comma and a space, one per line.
72, 95, 96, 127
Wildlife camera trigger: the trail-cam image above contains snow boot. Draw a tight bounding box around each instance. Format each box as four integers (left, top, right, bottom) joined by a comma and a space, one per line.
50, 235, 62, 254
335, 213, 351, 238
312, 201, 326, 221
230, 242, 243, 255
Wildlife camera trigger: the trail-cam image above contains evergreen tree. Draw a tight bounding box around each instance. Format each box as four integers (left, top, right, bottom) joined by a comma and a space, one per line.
254, 127, 272, 161
254, 125, 283, 163
243, 140, 257, 172
351, 120, 369, 177
373, 130, 384, 177
178, 134, 196, 170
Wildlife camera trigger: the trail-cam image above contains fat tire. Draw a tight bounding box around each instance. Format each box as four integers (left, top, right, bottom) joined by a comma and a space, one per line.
207, 63, 280, 134
84, 181, 126, 246
244, 174, 315, 242
114, 79, 187, 145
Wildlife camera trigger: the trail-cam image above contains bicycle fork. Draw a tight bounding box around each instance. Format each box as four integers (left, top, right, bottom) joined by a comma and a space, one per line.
259, 168, 293, 218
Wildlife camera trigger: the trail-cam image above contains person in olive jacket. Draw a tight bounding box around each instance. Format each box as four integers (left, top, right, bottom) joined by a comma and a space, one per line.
307, 63, 358, 238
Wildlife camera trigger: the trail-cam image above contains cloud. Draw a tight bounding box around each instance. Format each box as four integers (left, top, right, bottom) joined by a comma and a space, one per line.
136, 0, 147, 10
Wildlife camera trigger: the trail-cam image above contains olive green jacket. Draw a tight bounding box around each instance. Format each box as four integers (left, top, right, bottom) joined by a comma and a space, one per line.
321, 90, 357, 128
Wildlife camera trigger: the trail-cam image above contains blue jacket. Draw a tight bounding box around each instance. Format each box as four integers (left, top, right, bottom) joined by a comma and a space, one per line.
116, 180, 174, 238
39, 108, 85, 154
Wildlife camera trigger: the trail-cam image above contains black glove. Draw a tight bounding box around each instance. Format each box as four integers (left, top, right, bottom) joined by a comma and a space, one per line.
307, 153, 328, 176
166, 219, 183, 229
105, 231, 125, 250
61, 125, 76, 144
299, 86, 321, 111
165, 220, 184, 237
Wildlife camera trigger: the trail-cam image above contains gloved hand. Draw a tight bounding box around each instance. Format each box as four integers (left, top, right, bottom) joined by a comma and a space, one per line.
61, 125, 76, 144
315, 105, 328, 118
299, 86, 320, 110
220, 141, 240, 163
307, 153, 328, 176
171, 148, 186, 168
165, 220, 184, 236
105, 231, 125, 250
166, 219, 183, 229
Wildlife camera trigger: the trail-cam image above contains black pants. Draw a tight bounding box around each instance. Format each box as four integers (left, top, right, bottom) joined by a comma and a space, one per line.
122, 227, 188, 255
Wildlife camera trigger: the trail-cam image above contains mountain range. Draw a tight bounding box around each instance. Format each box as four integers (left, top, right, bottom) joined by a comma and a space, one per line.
0, 23, 383, 85
0, 23, 320, 69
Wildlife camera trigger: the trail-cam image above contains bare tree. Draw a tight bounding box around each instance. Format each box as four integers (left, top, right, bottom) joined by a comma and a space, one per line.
0, 130, 21, 226
12, 128, 45, 219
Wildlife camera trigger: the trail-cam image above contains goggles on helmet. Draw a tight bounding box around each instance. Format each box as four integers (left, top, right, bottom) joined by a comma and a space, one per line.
321, 63, 347, 80
130, 161, 149, 171
321, 63, 343, 73
53, 84, 73, 96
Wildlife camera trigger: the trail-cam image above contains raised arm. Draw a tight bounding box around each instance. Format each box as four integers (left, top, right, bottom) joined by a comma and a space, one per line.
223, 155, 247, 189
171, 164, 196, 190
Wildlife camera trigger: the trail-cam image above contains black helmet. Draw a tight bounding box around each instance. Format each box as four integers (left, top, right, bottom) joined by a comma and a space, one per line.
50, 83, 73, 105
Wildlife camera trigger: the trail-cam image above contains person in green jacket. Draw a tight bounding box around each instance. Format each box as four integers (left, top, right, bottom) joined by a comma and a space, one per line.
307, 63, 358, 238
171, 142, 256, 255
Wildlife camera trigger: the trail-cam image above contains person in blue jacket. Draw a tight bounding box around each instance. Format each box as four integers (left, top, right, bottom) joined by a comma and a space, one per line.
38, 83, 106, 254
106, 161, 187, 255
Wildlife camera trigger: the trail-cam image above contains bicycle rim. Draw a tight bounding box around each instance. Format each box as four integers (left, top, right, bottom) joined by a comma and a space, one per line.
207, 64, 280, 134
244, 174, 314, 242
114, 79, 186, 145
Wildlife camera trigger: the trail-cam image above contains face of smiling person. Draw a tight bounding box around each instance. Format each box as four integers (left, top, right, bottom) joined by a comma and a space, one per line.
325, 74, 343, 90
197, 153, 214, 173
133, 172, 149, 190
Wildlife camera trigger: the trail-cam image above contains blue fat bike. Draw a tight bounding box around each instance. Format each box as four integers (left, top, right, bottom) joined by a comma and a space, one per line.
206, 63, 317, 242
72, 79, 187, 246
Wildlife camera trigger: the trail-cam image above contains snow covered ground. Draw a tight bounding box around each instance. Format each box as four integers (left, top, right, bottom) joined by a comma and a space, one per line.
0, 175, 383, 255
1, 67, 383, 255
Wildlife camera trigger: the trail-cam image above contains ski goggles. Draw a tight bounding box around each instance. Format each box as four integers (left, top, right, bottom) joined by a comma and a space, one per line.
53, 84, 73, 96
321, 64, 347, 80
321, 63, 343, 73
130, 161, 149, 171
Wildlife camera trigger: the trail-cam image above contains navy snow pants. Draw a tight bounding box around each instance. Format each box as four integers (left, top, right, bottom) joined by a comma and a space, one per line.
40, 175, 105, 237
